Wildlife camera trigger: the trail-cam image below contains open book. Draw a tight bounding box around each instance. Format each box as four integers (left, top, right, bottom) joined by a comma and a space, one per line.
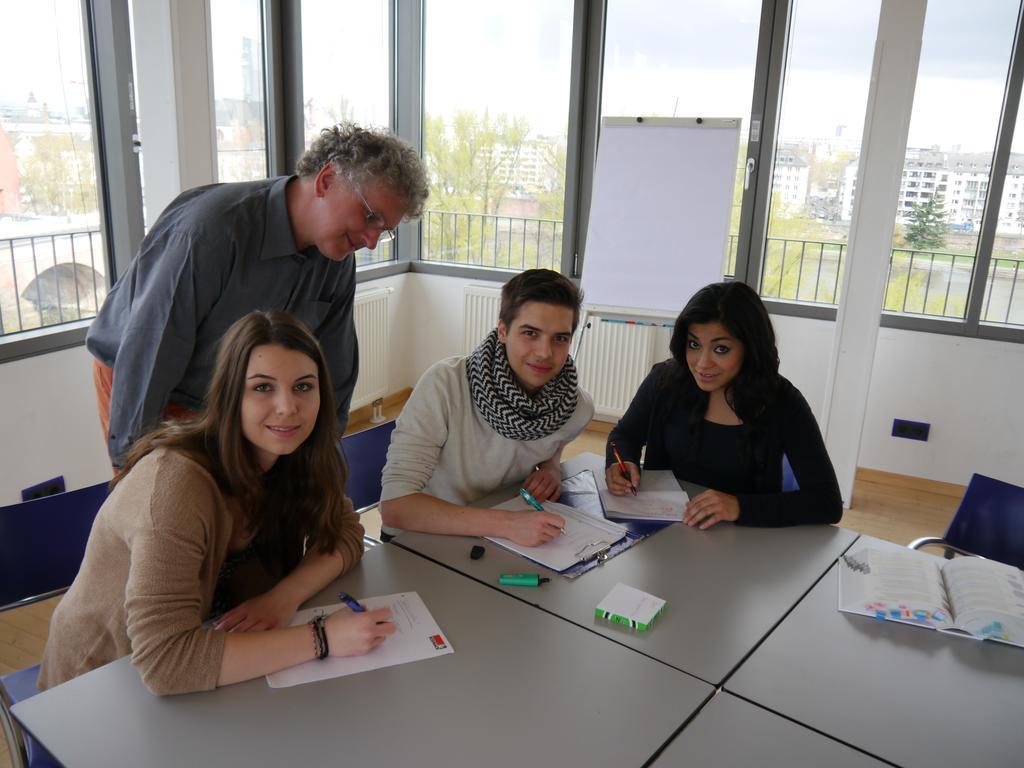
838, 547, 1024, 648
599, 470, 689, 523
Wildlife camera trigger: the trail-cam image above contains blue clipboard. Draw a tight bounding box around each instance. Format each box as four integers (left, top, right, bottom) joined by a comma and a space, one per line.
557, 469, 671, 579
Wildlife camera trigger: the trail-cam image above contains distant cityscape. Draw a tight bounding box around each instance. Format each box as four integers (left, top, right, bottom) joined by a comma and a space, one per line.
6, 83, 1024, 242
771, 134, 1024, 237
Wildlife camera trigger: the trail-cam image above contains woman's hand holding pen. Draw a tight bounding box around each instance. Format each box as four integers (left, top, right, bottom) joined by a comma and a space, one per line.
325, 606, 396, 656
605, 462, 641, 496
502, 509, 565, 547
683, 490, 740, 530
522, 464, 562, 502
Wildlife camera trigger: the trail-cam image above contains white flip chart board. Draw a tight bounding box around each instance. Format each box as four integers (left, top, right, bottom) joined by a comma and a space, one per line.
581, 117, 741, 317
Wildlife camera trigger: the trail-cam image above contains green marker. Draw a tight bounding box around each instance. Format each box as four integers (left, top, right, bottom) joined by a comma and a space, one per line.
499, 573, 550, 587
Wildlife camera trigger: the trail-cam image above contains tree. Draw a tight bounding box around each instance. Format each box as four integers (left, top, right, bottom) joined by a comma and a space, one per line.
904, 194, 947, 250
534, 140, 566, 220
19, 133, 98, 217
423, 109, 530, 215
424, 110, 570, 269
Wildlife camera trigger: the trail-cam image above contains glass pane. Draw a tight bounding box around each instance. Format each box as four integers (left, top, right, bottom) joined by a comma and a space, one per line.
422, 0, 573, 271
602, 0, 761, 276
0, 0, 108, 336
210, 0, 268, 183
985, 97, 1024, 326
880, 0, 1018, 319
302, 0, 393, 267
761, 0, 880, 305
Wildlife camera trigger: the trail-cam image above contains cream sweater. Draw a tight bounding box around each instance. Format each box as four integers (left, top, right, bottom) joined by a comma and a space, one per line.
38, 448, 364, 695
381, 356, 594, 508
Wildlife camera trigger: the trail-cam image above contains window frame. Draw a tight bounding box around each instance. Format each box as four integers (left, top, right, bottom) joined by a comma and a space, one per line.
0, 0, 144, 363
6, 0, 1024, 364
736, 0, 1024, 343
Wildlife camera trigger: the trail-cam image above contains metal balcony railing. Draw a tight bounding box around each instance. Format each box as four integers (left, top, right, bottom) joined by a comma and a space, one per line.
421, 209, 562, 271
2, 224, 1021, 338
0, 229, 107, 336
727, 234, 1024, 326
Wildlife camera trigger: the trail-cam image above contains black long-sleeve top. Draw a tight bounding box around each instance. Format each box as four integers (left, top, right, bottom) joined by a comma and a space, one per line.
606, 362, 843, 527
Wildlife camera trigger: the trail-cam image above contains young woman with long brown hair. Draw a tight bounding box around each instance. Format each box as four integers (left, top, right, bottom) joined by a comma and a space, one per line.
40, 311, 393, 695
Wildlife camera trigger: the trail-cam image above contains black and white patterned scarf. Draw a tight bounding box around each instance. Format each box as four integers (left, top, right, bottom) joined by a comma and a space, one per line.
466, 329, 579, 441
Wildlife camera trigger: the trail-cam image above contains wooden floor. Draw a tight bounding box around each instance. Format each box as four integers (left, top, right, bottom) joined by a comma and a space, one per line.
0, 408, 961, 768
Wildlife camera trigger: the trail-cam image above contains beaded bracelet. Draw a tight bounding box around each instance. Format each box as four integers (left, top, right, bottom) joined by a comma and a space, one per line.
309, 614, 329, 660
308, 618, 321, 659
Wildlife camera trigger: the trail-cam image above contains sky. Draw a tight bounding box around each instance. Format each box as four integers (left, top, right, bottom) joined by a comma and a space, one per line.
3, 0, 1024, 154
0, 0, 90, 114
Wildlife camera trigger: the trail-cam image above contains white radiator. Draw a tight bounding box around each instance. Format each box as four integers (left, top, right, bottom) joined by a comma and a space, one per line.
463, 285, 502, 353
576, 315, 671, 422
351, 287, 390, 409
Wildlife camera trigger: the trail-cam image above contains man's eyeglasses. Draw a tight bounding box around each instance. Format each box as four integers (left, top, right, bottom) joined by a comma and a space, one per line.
353, 186, 397, 245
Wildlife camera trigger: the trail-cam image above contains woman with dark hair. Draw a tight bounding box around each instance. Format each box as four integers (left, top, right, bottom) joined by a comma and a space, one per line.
40, 311, 393, 695
605, 282, 842, 528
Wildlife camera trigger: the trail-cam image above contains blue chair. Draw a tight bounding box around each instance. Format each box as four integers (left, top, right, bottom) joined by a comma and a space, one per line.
340, 420, 397, 514
0, 481, 108, 768
340, 420, 398, 547
781, 454, 799, 492
909, 473, 1024, 570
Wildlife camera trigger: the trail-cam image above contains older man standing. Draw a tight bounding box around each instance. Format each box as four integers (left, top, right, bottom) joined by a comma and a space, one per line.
87, 123, 429, 465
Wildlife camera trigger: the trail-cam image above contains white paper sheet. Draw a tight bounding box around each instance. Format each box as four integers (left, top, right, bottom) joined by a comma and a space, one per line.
486, 498, 628, 572
266, 591, 453, 688
596, 583, 666, 626
599, 470, 689, 522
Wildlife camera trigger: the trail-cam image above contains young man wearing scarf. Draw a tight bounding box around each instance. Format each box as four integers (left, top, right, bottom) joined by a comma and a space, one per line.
380, 269, 594, 547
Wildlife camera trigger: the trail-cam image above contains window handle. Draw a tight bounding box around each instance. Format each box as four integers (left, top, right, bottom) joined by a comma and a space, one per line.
744, 157, 756, 190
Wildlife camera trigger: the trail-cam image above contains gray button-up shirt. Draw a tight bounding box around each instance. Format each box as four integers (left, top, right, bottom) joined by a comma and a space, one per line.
86, 176, 358, 464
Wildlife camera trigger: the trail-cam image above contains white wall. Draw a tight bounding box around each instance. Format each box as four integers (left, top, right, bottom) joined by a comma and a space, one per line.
399, 272, 498, 382
0, 345, 111, 504
773, 314, 835, 419
773, 316, 1024, 488
861, 327, 1024, 486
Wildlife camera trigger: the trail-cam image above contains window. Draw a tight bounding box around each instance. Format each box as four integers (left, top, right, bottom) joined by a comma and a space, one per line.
210, 0, 269, 183
301, 0, 392, 266
883, 0, 1018, 320
421, 0, 574, 271
758, 0, 881, 305
602, 0, 761, 277
0, 0, 107, 337
984, 89, 1024, 327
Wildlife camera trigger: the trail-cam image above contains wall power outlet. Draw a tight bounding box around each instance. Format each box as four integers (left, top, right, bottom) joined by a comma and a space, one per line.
892, 419, 930, 441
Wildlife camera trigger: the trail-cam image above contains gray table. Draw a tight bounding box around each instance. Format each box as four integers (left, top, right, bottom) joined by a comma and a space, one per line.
651, 691, 888, 767
14, 544, 712, 768
393, 452, 858, 685
727, 535, 1024, 767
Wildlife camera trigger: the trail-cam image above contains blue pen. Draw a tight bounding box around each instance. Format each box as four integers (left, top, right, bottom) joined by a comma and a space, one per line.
337, 592, 366, 613
518, 487, 544, 511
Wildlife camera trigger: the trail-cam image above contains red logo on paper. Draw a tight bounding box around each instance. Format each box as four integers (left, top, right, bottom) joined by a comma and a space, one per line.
429, 634, 447, 650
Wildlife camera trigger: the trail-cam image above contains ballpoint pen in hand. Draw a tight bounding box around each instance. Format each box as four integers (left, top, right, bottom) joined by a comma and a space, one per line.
519, 486, 565, 535
337, 592, 366, 613
518, 486, 545, 511
611, 443, 638, 496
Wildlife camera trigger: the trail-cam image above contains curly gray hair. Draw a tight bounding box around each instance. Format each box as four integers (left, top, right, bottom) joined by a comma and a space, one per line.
296, 123, 429, 219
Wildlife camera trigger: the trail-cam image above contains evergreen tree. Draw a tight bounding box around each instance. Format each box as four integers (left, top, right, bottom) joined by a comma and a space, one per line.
904, 194, 947, 250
